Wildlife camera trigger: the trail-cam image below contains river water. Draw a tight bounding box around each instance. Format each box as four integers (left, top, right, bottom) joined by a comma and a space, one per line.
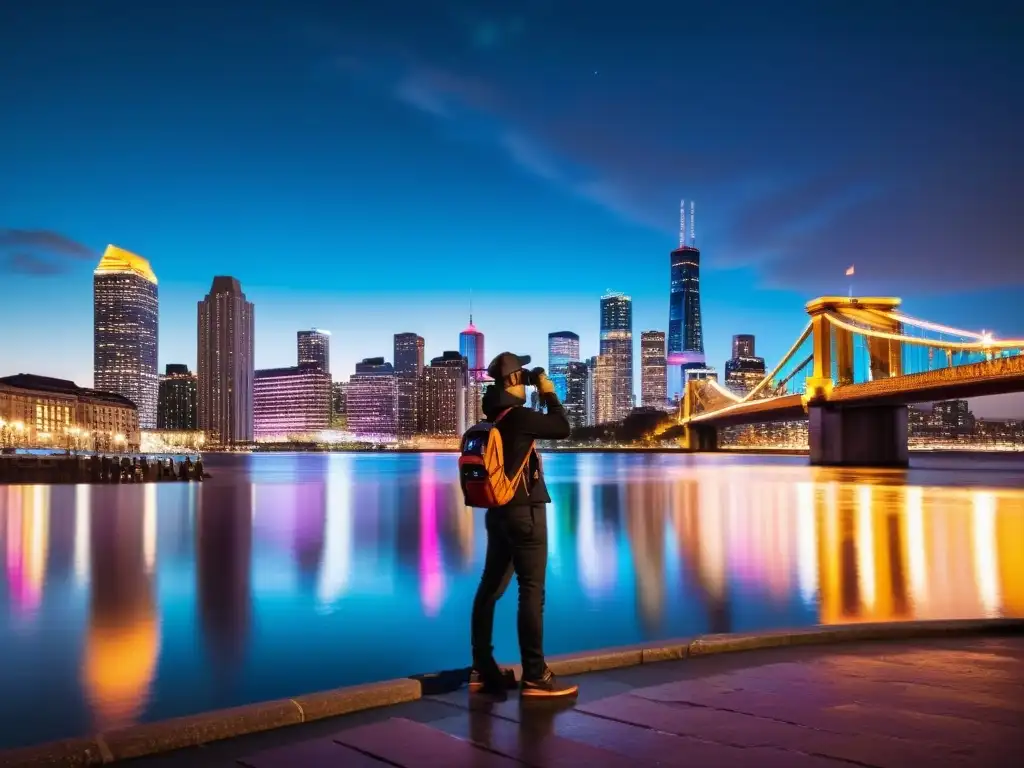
0, 451, 1022, 749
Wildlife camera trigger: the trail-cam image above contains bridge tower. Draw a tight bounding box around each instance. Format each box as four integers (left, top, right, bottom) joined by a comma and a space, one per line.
804, 297, 908, 467
679, 380, 718, 451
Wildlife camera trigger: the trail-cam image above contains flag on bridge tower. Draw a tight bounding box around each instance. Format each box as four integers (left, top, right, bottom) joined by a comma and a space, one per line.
845, 265, 855, 276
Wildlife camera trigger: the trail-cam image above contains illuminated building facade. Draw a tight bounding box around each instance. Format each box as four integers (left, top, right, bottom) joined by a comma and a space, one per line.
585, 356, 597, 426
547, 331, 580, 401
599, 293, 634, 422
0, 374, 140, 451
297, 329, 330, 373
347, 357, 396, 438
394, 333, 425, 376
253, 366, 332, 441
197, 276, 254, 445
459, 318, 485, 380
395, 374, 419, 438
640, 330, 667, 408
593, 354, 616, 425
564, 361, 589, 429
732, 334, 755, 358
157, 364, 197, 430
932, 399, 975, 436
420, 352, 467, 436
724, 334, 766, 396
93, 245, 159, 429
667, 241, 705, 400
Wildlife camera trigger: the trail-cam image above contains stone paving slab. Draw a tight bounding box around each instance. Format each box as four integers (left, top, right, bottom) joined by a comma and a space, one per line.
237, 737, 384, 767
128, 635, 1024, 768
334, 717, 519, 767
579, 693, 986, 768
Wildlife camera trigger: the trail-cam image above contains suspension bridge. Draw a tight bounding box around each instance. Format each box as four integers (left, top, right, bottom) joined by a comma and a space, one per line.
679, 297, 1024, 466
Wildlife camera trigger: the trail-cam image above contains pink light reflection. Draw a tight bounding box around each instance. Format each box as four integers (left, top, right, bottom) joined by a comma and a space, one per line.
419, 455, 445, 616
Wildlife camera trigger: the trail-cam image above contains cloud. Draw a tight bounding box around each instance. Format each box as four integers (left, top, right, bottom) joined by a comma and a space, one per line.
331, 40, 668, 230
0, 229, 96, 276
730, 167, 1024, 295
322, 12, 1024, 293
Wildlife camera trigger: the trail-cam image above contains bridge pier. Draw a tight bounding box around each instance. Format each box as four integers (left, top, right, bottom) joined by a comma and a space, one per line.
685, 424, 718, 452
808, 404, 909, 467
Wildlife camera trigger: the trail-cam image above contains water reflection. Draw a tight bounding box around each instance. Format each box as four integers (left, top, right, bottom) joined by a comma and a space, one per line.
0, 452, 1022, 750
83, 488, 159, 732
196, 482, 252, 669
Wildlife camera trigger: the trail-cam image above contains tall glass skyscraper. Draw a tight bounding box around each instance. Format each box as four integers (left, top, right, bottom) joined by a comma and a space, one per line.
599, 293, 634, 422
93, 245, 159, 428
198, 276, 254, 444
297, 329, 330, 373
667, 244, 705, 400
547, 331, 580, 401
459, 316, 485, 380
393, 332, 425, 376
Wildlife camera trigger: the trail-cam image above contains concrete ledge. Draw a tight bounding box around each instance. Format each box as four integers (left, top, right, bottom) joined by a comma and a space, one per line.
293, 677, 422, 723
3, 618, 1021, 766
0, 736, 106, 767
0, 678, 422, 767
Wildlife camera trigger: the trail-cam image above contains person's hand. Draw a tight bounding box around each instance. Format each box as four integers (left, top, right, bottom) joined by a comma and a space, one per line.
532, 368, 555, 394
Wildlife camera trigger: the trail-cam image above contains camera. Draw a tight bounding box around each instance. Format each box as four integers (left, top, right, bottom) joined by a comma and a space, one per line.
527, 367, 546, 386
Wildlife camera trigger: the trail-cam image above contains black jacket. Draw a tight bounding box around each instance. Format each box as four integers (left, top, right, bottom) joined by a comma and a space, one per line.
481, 385, 571, 506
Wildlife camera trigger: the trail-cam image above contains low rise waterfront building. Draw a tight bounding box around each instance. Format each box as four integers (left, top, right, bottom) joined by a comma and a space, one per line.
253, 366, 332, 441
0, 373, 140, 451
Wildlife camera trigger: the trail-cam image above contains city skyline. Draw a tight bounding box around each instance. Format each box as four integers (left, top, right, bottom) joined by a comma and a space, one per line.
1, 3, 1022, 418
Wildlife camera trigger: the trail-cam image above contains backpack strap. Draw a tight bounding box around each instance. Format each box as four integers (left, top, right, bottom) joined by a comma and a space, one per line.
492, 408, 513, 424
510, 440, 536, 489
491, 408, 534, 492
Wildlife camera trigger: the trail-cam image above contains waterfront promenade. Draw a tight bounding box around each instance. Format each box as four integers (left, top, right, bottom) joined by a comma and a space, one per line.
114, 631, 1023, 768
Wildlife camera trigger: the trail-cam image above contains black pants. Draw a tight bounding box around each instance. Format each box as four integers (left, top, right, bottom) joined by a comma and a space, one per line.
470, 503, 548, 681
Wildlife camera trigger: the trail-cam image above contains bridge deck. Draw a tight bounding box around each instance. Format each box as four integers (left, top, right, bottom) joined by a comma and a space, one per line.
687, 355, 1024, 426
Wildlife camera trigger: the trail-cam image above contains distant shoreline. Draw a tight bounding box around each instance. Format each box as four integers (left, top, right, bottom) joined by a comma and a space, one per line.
200, 446, 1024, 458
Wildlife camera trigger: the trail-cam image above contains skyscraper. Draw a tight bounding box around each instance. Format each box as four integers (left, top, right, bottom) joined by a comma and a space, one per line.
347, 358, 396, 438
197, 276, 254, 444
732, 334, 755, 359
725, 334, 766, 395
297, 329, 330, 373
599, 292, 634, 422
667, 202, 706, 401
640, 331, 667, 409
547, 331, 580, 401
459, 317, 485, 380
93, 245, 159, 428
420, 352, 468, 436
394, 332, 425, 376
564, 361, 588, 429
157, 364, 197, 430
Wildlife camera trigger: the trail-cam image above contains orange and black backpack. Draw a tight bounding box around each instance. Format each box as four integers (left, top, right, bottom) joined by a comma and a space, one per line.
458, 408, 535, 508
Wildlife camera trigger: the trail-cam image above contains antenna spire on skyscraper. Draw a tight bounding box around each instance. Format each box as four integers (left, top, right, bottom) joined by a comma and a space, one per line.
679, 199, 686, 248
469, 289, 473, 326
690, 200, 695, 246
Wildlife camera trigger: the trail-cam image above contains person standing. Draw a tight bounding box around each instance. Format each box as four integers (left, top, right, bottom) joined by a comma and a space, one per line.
469, 351, 578, 698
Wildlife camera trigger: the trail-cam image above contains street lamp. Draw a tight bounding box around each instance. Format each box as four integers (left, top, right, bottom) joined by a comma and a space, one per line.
113, 433, 126, 453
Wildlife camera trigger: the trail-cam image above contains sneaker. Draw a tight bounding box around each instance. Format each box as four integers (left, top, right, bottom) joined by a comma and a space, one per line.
469, 665, 518, 694
520, 668, 579, 699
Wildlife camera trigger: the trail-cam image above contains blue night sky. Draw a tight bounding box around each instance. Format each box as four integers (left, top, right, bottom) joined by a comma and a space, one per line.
1, 1, 1022, 416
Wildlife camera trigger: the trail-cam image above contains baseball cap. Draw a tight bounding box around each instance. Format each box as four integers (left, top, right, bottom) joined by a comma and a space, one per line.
486, 352, 532, 381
